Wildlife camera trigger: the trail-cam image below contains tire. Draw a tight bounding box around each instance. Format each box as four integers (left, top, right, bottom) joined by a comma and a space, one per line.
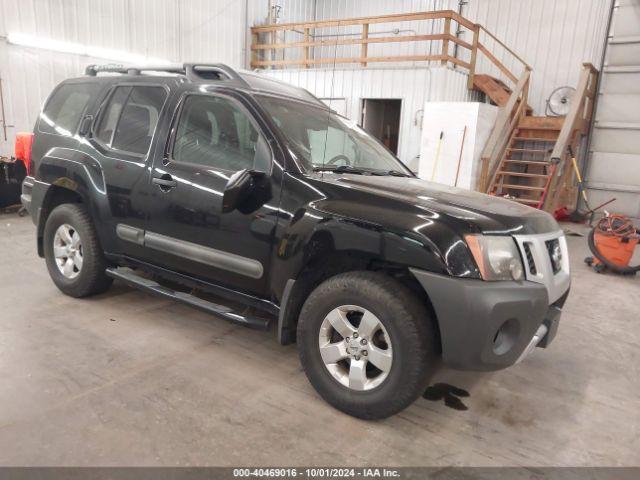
297, 271, 438, 419
43, 203, 113, 298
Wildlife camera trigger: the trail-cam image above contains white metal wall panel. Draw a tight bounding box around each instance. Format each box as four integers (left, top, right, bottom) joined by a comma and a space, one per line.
586, 0, 640, 219
261, 66, 476, 165
0, 0, 276, 156
303, 0, 612, 114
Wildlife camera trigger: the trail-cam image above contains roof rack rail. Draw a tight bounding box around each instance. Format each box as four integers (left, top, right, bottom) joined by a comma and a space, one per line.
84, 63, 249, 87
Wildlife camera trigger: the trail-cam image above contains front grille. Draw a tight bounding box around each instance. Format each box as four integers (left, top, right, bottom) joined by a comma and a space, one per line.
546, 239, 562, 274
523, 242, 537, 275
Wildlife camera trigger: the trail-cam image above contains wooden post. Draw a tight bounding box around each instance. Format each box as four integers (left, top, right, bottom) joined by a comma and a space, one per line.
467, 24, 479, 90
361, 23, 369, 67
441, 17, 451, 66
303, 28, 310, 68
250, 31, 259, 69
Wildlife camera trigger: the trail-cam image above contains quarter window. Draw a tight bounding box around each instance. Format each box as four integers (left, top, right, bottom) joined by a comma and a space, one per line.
40, 83, 100, 136
172, 95, 270, 172
95, 86, 167, 156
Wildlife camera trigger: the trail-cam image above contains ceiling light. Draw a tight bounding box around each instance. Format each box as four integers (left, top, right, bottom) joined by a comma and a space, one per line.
7, 32, 171, 65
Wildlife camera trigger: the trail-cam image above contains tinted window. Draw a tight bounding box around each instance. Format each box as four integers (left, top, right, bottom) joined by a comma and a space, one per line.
95, 87, 130, 145
172, 95, 270, 172
40, 83, 100, 135
95, 86, 167, 156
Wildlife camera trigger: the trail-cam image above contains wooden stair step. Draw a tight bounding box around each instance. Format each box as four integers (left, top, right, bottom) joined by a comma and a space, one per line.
503, 159, 549, 165
518, 116, 564, 130
500, 184, 546, 191
513, 137, 557, 143
507, 148, 550, 153
497, 171, 549, 178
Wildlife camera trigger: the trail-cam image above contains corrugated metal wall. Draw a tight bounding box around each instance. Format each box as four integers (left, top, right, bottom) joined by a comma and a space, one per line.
0, 0, 613, 157
285, 0, 613, 114
0, 0, 276, 155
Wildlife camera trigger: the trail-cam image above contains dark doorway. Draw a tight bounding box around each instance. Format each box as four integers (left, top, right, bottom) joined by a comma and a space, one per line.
360, 98, 402, 154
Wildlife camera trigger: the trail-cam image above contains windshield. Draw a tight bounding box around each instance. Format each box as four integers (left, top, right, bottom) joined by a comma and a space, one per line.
258, 95, 412, 176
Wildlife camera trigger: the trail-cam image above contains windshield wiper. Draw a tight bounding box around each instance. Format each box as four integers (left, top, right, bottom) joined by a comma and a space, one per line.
313, 166, 412, 177
371, 169, 412, 177
312, 165, 369, 175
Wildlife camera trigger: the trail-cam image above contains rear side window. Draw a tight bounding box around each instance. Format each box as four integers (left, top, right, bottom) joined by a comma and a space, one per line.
95, 85, 167, 156
39, 83, 100, 136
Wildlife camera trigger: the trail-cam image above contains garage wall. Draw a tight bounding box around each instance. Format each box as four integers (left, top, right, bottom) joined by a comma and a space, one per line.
261, 66, 477, 167
0, 0, 615, 158
0, 0, 282, 156
285, 0, 613, 115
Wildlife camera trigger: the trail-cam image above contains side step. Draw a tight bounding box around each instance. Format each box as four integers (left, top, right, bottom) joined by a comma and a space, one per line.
106, 267, 271, 330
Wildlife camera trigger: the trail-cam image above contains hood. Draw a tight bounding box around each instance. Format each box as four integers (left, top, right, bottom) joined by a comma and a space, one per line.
314, 173, 559, 235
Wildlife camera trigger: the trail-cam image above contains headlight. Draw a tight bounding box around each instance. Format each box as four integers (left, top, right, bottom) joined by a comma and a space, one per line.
465, 234, 524, 281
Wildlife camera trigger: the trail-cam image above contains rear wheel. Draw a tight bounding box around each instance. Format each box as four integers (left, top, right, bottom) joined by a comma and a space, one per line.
297, 271, 438, 419
43, 204, 112, 298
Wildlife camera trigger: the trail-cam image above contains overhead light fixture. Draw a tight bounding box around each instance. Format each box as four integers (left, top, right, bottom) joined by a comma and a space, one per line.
7, 32, 172, 65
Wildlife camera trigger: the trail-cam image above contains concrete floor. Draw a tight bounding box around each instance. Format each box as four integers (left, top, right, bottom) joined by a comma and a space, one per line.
0, 213, 638, 467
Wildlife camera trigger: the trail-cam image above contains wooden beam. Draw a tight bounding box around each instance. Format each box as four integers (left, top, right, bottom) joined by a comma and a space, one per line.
251, 54, 448, 68
478, 25, 530, 70
542, 64, 595, 211
477, 42, 517, 84
361, 23, 369, 67
251, 33, 454, 50
467, 24, 479, 90
303, 28, 310, 69
251, 10, 460, 33
441, 17, 451, 66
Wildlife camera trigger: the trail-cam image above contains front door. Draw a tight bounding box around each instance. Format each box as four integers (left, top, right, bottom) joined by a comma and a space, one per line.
142, 92, 279, 297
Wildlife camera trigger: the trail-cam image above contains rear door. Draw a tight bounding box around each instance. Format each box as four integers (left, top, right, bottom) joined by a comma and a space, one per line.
88, 83, 169, 260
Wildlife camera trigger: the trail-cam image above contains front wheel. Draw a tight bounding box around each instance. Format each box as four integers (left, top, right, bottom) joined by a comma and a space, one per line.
43, 203, 113, 298
297, 271, 438, 419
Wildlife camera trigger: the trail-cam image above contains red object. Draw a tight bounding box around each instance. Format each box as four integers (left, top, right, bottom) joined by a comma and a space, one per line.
592, 215, 640, 268
554, 206, 570, 221
14, 132, 34, 175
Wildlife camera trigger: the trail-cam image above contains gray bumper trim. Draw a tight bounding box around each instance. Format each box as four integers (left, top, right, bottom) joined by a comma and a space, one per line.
410, 268, 561, 371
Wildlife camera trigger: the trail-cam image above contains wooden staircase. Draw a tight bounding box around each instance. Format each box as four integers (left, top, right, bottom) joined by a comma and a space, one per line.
473, 74, 533, 115
476, 64, 598, 213
487, 116, 563, 208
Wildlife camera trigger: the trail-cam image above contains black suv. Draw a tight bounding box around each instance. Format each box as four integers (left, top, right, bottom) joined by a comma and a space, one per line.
20, 63, 570, 419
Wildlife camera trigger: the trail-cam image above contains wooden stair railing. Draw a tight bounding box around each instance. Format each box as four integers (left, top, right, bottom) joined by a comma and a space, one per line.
484, 64, 597, 212
250, 10, 530, 95
541, 63, 598, 212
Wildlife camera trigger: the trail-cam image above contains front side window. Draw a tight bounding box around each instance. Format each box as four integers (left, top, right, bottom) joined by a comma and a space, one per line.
171, 95, 270, 172
95, 85, 167, 156
258, 95, 411, 176
40, 83, 100, 136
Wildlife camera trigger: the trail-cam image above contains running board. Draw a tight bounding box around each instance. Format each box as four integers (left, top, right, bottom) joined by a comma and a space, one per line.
105, 267, 271, 330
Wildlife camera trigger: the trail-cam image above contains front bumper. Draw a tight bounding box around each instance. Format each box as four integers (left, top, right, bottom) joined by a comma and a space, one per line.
410, 269, 569, 371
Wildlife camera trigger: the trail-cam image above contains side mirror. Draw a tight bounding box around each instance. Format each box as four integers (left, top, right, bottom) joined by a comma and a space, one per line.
222, 169, 268, 214
78, 115, 93, 137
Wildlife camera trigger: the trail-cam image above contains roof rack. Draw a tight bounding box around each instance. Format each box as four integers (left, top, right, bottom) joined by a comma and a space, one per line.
84, 63, 249, 87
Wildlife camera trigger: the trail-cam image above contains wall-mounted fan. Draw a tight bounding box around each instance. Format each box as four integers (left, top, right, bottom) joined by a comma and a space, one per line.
546, 86, 576, 116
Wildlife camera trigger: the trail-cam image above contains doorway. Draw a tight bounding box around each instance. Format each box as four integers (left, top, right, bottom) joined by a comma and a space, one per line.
360, 98, 402, 154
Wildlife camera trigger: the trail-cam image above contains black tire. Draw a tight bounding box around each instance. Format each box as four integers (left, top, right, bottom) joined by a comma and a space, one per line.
297, 271, 438, 419
43, 203, 113, 298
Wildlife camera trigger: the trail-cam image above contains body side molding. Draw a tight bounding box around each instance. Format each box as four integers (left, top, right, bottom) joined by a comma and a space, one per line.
116, 224, 264, 279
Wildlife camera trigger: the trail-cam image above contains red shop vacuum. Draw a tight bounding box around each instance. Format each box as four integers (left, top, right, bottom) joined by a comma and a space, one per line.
585, 214, 640, 275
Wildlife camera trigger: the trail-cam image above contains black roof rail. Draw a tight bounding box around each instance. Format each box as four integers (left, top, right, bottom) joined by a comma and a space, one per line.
84, 63, 250, 87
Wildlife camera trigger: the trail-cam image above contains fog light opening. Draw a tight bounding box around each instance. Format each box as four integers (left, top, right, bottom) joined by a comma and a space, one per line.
493, 318, 520, 355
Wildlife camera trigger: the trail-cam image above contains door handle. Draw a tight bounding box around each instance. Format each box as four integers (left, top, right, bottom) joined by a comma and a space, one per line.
152, 176, 177, 189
